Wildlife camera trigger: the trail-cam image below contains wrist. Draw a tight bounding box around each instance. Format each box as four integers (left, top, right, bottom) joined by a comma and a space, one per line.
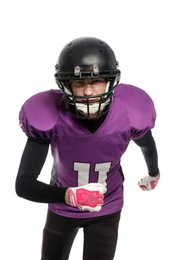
65, 188, 70, 205
149, 172, 160, 177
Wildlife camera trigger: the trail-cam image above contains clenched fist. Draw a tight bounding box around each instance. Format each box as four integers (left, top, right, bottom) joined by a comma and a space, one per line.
67, 183, 107, 212
138, 174, 160, 191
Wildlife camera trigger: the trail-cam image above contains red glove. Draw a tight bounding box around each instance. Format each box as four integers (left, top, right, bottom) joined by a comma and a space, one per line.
138, 174, 160, 191
69, 183, 107, 212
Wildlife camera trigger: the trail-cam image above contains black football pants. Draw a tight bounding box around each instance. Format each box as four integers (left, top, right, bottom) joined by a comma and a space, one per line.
41, 209, 121, 260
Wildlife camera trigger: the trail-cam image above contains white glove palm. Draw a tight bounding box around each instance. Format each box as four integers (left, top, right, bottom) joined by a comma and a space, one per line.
69, 183, 107, 212
138, 174, 160, 191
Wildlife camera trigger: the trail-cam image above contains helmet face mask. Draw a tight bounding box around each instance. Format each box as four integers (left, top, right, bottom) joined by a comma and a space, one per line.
54, 37, 121, 119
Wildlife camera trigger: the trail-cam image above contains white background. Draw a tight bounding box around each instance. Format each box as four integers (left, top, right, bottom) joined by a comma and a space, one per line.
0, 0, 172, 259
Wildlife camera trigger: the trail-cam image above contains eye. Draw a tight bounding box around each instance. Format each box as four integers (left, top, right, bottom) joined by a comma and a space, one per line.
75, 80, 84, 85
71, 80, 85, 89
93, 79, 100, 83
92, 78, 106, 84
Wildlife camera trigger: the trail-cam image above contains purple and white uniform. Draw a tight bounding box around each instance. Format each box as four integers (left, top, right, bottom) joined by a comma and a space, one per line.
19, 84, 156, 218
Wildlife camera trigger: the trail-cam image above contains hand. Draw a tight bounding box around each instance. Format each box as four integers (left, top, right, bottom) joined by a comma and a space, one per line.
138, 174, 160, 191
69, 183, 107, 212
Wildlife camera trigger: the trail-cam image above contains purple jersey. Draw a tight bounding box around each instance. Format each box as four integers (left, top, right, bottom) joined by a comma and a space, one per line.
19, 84, 156, 218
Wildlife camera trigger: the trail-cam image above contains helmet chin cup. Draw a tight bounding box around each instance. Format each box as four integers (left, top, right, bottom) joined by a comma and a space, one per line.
75, 99, 111, 118
76, 100, 110, 114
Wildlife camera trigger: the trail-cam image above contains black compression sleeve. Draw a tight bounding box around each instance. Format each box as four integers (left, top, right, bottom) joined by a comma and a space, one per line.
133, 130, 159, 176
15, 137, 67, 203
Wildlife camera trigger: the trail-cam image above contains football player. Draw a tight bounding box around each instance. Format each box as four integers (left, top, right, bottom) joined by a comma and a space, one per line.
16, 37, 160, 260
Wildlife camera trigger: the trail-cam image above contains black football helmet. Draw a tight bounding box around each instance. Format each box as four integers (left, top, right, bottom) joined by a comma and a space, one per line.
54, 37, 121, 119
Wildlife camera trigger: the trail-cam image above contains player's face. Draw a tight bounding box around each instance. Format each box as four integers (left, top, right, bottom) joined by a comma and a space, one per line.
69, 78, 107, 119
70, 78, 107, 101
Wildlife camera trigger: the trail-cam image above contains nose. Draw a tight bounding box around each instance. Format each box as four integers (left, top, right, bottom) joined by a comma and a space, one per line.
83, 83, 94, 96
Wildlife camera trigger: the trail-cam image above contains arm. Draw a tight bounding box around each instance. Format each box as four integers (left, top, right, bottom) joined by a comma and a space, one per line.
15, 137, 67, 203
133, 130, 159, 176
133, 130, 160, 190
15, 137, 106, 211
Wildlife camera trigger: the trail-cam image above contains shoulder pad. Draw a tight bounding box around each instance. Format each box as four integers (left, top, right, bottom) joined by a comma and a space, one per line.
19, 90, 64, 138
115, 84, 156, 130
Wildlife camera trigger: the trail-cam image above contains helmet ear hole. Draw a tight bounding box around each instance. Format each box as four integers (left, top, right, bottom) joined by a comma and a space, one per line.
57, 80, 72, 94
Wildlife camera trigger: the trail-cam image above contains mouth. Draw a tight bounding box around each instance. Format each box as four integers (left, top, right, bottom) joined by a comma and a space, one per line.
76, 98, 100, 104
